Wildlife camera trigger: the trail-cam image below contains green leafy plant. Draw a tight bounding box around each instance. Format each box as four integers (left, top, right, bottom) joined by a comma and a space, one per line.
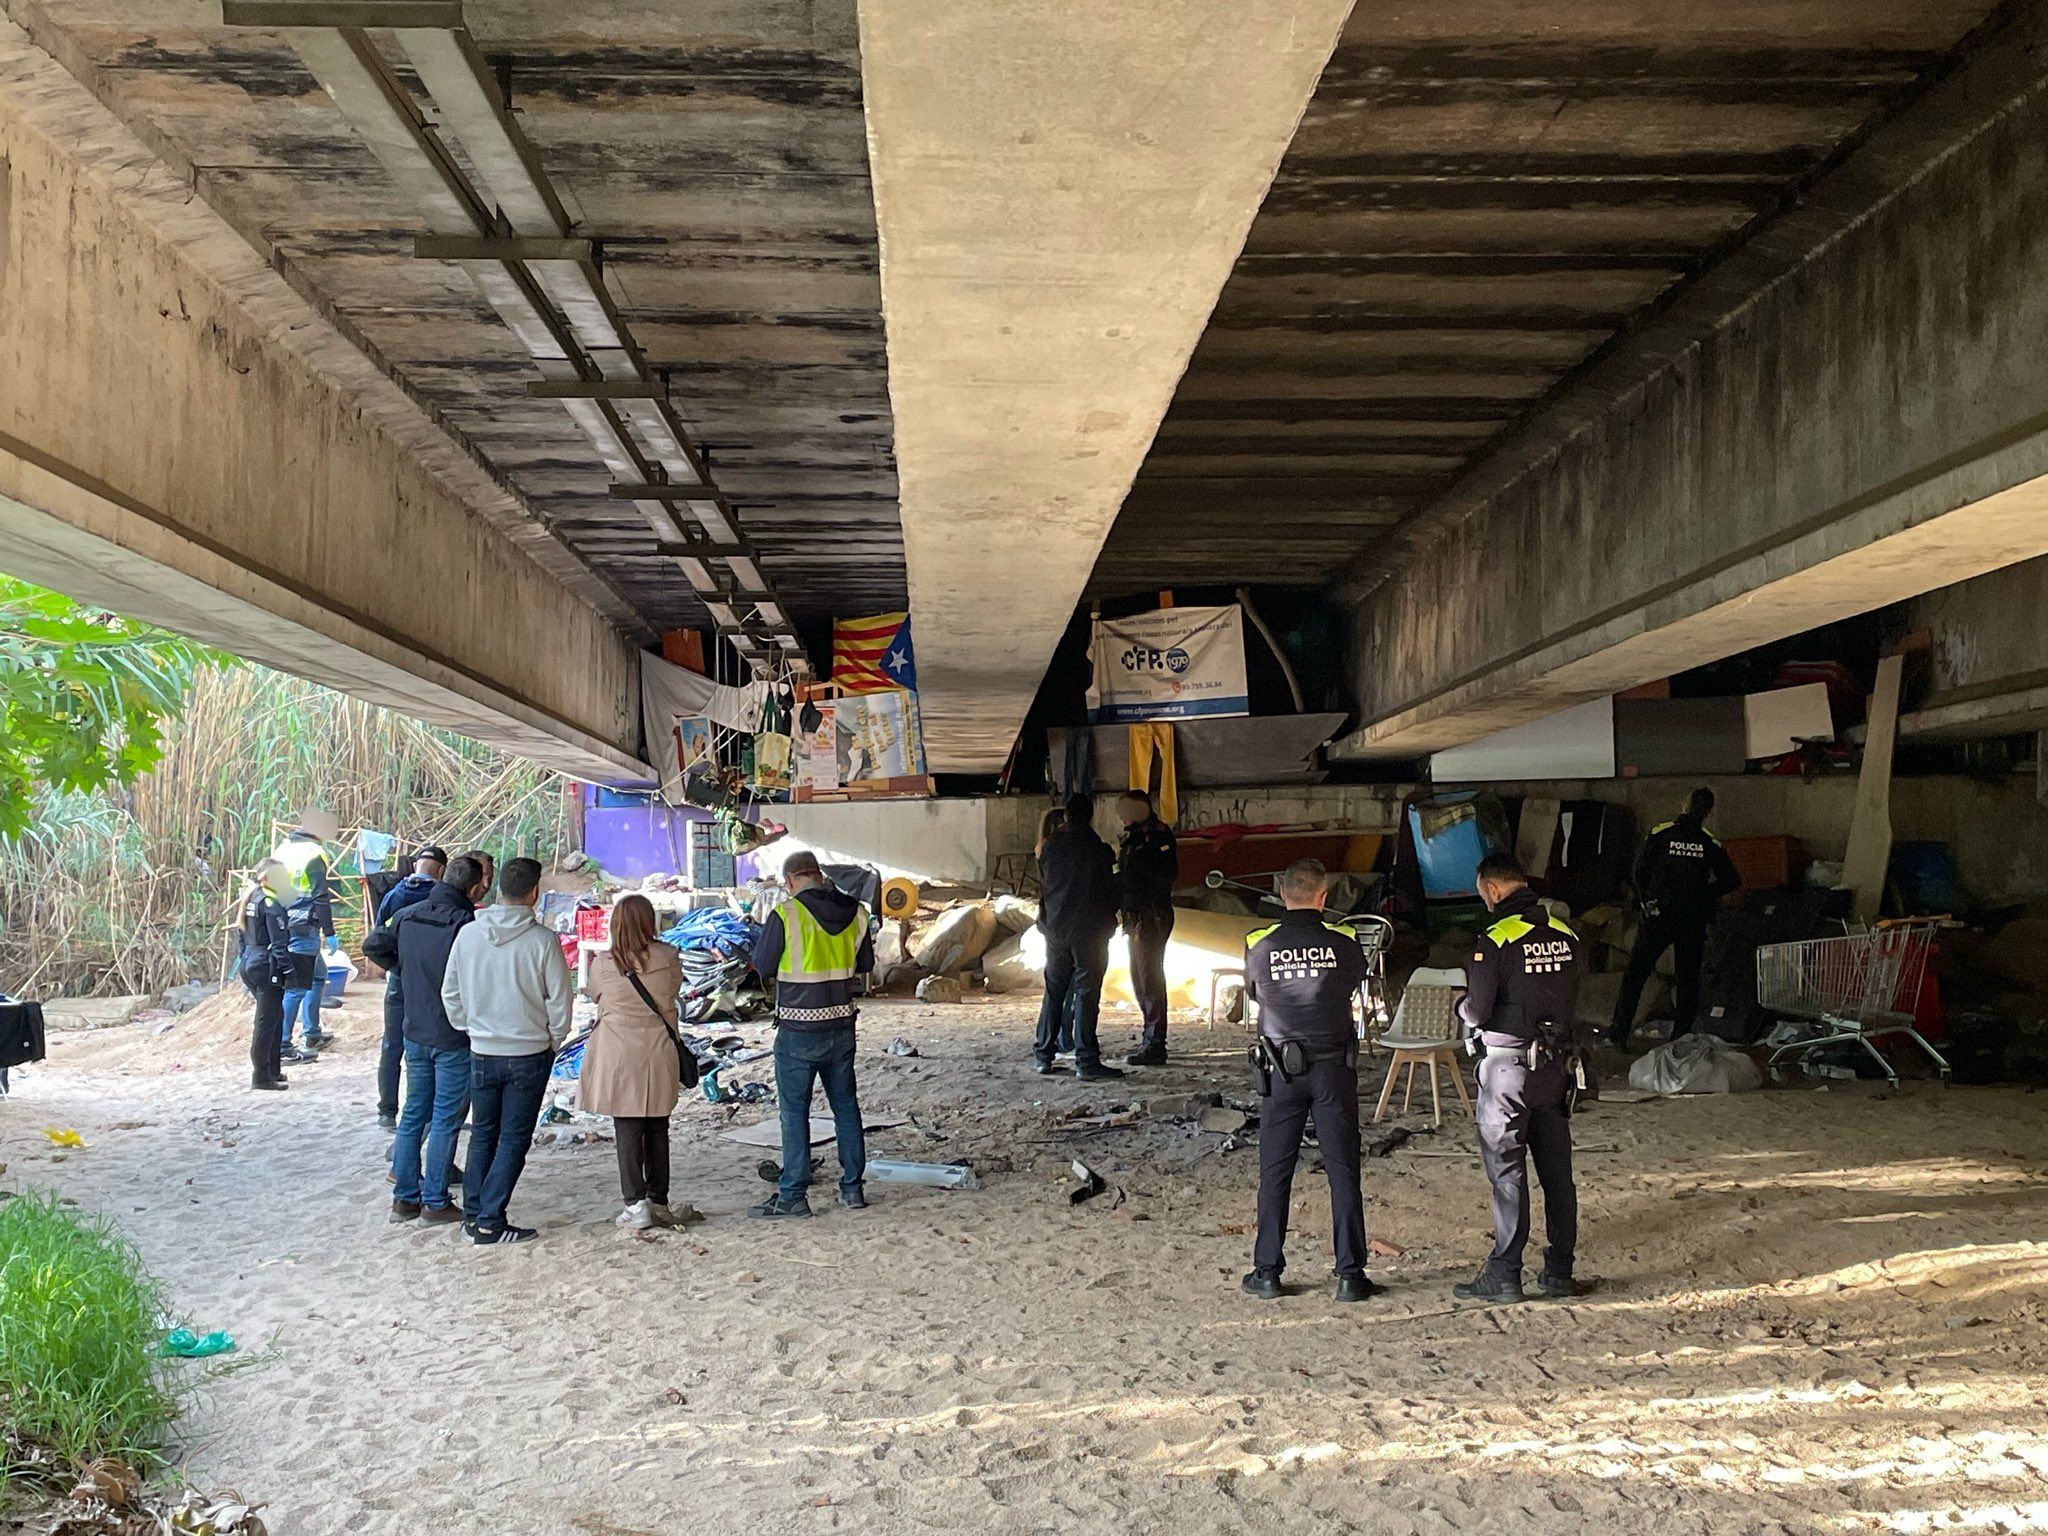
0, 1193, 182, 1477
0, 579, 219, 838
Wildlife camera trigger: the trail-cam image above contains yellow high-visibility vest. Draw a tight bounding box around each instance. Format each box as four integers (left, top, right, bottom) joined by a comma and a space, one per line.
778, 898, 868, 983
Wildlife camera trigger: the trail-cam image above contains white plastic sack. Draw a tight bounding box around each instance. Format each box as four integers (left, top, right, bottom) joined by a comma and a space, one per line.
981, 928, 1047, 994
1627, 1033, 1763, 1095
990, 894, 1039, 935
914, 904, 998, 974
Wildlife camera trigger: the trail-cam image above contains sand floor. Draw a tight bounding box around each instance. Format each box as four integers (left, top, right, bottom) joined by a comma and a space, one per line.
2, 989, 2045, 1535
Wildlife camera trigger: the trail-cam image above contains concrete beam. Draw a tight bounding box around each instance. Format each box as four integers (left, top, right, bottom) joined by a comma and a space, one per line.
0, 20, 651, 782
1333, 5, 2048, 760
859, 0, 1354, 772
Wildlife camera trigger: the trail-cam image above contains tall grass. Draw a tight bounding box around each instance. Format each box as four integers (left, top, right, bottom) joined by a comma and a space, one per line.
0, 663, 570, 997
0, 1193, 180, 1475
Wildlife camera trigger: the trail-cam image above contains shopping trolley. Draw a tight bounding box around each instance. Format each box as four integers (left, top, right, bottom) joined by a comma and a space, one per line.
1754, 917, 1950, 1086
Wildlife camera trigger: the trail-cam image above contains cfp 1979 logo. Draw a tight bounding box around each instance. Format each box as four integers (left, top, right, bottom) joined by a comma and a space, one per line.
1120, 644, 1191, 675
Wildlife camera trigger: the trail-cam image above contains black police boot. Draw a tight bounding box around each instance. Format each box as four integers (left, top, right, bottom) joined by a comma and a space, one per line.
1453, 1268, 1526, 1305
1126, 1042, 1167, 1067
1604, 1027, 1630, 1054
1075, 1062, 1126, 1081
1534, 1272, 1587, 1299
1240, 1268, 1283, 1300
1031, 1058, 1057, 1075
1334, 1273, 1383, 1303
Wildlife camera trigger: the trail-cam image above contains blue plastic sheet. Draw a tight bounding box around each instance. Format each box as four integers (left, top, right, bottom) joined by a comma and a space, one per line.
550, 1035, 587, 1081
659, 908, 760, 958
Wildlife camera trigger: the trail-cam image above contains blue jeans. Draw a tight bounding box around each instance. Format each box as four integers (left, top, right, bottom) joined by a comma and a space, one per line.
466, 1051, 552, 1231
281, 942, 323, 1045
775, 1030, 864, 1205
392, 1043, 470, 1209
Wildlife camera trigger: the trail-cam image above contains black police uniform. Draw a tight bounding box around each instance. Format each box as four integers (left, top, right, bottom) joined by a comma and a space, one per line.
1118, 815, 1179, 1053
1612, 813, 1740, 1048
1245, 910, 1369, 1281
1459, 889, 1584, 1287
239, 885, 293, 1089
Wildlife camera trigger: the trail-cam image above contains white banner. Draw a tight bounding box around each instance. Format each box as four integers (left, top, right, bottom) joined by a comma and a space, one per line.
1087, 605, 1249, 724
640, 652, 768, 802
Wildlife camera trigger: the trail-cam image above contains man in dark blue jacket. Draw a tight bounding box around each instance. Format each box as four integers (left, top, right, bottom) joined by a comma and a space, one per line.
372, 845, 447, 1129
750, 852, 876, 1219
369, 855, 485, 1225
1032, 795, 1125, 1081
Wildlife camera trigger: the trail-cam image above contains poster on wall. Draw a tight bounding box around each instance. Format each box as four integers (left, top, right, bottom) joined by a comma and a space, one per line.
835, 689, 925, 781
1087, 605, 1249, 724
796, 704, 840, 793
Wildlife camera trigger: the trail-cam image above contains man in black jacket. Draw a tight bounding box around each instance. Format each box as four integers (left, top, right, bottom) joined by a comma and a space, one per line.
1032, 795, 1124, 1081
239, 859, 294, 1093
1117, 789, 1179, 1066
372, 844, 447, 1130
750, 852, 876, 1219
1610, 787, 1741, 1051
1456, 852, 1586, 1305
368, 855, 486, 1224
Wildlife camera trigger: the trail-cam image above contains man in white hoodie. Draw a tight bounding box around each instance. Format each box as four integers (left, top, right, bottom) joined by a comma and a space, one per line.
441, 856, 573, 1244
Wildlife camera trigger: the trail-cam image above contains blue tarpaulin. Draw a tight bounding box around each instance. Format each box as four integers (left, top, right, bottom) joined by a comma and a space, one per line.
660, 908, 760, 958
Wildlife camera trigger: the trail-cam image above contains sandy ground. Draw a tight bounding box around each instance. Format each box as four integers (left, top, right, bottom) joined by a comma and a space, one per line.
3, 988, 2046, 1536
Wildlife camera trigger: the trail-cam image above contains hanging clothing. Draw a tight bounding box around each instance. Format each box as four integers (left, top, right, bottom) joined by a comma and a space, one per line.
1061, 728, 1095, 800
1127, 722, 1178, 825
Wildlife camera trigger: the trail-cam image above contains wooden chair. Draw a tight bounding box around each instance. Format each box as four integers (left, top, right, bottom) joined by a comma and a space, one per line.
1372, 975, 1472, 1127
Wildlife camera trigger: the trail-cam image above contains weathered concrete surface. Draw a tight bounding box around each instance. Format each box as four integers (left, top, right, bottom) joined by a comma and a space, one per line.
1092, 0, 2003, 597
1333, 5, 2048, 760
860, 0, 1354, 772
0, 21, 649, 781
6, 0, 902, 630
1900, 554, 2048, 739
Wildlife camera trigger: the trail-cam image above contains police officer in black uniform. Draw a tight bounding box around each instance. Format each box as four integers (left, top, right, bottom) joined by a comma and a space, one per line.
1455, 852, 1585, 1305
1116, 789, 1179, 1066
1610, 786, 1741, 1052
1241, 858, 1380, 1303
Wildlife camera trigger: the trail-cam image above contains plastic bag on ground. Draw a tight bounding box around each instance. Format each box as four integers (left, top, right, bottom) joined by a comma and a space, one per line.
914, 904, 998, 973
1627, 1032, 1763, 1095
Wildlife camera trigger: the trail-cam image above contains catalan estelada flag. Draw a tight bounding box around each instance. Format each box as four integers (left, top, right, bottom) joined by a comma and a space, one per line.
832, 611, 917, 696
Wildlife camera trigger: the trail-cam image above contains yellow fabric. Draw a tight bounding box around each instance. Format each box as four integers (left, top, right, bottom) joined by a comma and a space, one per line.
1126, 721, 1178, 824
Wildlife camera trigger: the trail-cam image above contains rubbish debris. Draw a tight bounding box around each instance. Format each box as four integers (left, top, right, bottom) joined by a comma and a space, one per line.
40, 1128, 86, 1148
1146, 1092, 1220, 1120
1366, 1127, 1413, 1159
669, 1203, 706, 1225
916, 975, 966, 1004
1369, 1237, 1406, 1259
1067, 1159, 1108, 1204
1198, 1106, 1249, 1135
980, 929, 1047, 993
157, 1328, 235, 1359
722, 1114, 907, 1149
885, 1036, 921, 1057
866, 1159, 979, 1190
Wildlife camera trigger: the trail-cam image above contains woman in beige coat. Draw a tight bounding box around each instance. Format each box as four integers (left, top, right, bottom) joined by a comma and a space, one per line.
579, 894, 685, 1229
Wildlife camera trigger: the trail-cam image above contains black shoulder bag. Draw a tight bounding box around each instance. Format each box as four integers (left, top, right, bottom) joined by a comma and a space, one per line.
620, 965, 700, 1090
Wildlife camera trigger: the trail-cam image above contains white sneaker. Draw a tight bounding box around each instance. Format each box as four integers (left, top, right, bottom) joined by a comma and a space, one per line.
647, 1202, 677, 1229
616, 1200, 654, 1230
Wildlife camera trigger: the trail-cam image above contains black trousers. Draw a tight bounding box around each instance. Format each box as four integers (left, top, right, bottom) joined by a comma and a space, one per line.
1035, 929, 1110, 1069
246, 976, 283, 1086
378, 976, 405, 1116
1125, 910, 1174, 1048
614, 1115, 671, 1205
1476, 1055, 1576, 1280
1254, 1055, 1367, 1279
1613, 913, 1706, 1043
